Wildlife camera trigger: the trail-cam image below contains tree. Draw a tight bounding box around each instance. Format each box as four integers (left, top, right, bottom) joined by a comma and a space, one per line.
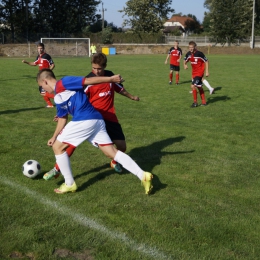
120, 0, 174, 33
209, 0, 253, 45
185, 14, 202, 34
33, 0, 101, 34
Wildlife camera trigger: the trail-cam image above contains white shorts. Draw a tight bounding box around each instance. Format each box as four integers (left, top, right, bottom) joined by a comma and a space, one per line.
56, 119, 113, 148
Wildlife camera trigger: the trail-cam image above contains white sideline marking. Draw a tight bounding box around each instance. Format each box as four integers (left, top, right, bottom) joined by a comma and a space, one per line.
1, 178, 173, 260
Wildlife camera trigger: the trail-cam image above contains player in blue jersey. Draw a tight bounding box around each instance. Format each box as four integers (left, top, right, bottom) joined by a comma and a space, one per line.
37, 69, 153, 195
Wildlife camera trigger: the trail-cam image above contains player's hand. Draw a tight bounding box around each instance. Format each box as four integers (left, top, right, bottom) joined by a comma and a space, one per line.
22, 60, 26, 63
111, 74, 124, 83
184, 64, 188, 70
164, 61, 167, 64
205, 72, 209, 77
47, 137, 56, 147
53, 115, 59, 122
132, 96, 140, 101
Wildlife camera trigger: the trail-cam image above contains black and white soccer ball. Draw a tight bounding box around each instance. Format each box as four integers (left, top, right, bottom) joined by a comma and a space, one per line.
22, 160, 41, 178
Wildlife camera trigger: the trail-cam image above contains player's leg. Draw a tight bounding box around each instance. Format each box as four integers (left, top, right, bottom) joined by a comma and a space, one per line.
191, 84, 198, 107
175, 66, 180, 85
93, 120, 153, 194
105, 120, 126, 173
39, 86, 54, 107
43, 145, 76, 180
169, 66, 173, 84
202, 78, 214, 95
52, 140, 77, 194
198, 87, 207, 106
99, 145, 153, 194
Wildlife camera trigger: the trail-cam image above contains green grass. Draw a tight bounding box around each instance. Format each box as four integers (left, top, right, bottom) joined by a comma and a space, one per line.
1, 54, 260, 259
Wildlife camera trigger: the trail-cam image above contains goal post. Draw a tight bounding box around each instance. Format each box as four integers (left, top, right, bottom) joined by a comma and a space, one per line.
40, 38, 91, 57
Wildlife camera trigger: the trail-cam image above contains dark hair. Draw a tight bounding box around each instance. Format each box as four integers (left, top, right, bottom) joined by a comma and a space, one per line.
91, 53, 107, 67
37, 43, 45, 49
189, 41, 197, 47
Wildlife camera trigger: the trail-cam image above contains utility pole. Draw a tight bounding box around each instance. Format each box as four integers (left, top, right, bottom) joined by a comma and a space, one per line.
101, 2, 107, 31
251, 0, 255, 49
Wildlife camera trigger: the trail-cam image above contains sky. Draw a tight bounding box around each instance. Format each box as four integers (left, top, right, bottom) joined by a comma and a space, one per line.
98, 0, 208, 27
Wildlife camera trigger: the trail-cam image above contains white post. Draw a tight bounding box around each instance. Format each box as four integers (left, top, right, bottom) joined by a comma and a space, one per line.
76, 41, 78, 56
251, 0, 255, 49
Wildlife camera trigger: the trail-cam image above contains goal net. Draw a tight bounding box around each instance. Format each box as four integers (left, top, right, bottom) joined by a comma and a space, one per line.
40, 38, 91, 57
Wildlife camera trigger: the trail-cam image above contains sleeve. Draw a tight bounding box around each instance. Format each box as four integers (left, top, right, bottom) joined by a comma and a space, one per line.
114, 83, 124, 93
62, 76, 85, 91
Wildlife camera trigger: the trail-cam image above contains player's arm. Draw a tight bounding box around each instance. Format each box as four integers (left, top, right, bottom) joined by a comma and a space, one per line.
47, 116, 68, 147
119, 89, 140, 101
205, 61, 209, 77
22, 60, 36, 66
83, 74, 124, 85
165, 54, 170, 64
184, 59, 188, 70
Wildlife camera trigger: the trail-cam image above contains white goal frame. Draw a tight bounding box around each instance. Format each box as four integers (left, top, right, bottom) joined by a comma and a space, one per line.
40, 38, 91, 57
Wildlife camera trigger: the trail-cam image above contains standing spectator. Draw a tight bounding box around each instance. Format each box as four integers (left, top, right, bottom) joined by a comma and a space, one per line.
165, 40, 182, 85
90, 43, 97, 55
22, 43, 55, 108
184, 41, 208, 107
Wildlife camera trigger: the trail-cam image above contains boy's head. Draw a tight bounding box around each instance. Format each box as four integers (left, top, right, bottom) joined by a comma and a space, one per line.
91, 53, 107, 76
173, 40, 179, 48
37, 69, 56, 92
188, 41, 197, 53
37, 43, 45, 54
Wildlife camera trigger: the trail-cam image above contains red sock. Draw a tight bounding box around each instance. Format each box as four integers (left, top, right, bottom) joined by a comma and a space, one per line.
55, 145, 76, 171
192, 89, 197, 103
169, 73, 173, 82
198, 88, 206, 104
176, 74, 179, 83
42, 95, 53, 106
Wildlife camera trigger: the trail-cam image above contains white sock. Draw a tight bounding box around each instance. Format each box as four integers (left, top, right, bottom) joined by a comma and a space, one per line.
203, 79, 213, 91
55, 152, 74, 186
114, 150, 144, 180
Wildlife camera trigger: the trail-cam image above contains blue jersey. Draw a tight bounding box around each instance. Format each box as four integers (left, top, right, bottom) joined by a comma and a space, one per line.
54, 76, 103, 121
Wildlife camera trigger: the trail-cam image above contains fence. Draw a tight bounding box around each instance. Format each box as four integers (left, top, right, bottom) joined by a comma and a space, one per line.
165, 36, 260, 47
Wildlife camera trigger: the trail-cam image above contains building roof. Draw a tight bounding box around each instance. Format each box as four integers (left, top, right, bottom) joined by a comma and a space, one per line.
165, 15, 194, 27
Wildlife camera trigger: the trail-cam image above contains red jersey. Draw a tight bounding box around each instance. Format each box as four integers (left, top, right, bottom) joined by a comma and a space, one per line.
34, 53, 54, 70
184, 50, 208, 78
168, 47, 182, 66
84, 70, 124, 122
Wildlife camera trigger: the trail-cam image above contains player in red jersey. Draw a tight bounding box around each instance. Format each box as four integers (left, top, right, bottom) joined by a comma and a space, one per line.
184, 41, 208, 107
165, 40, 182, 85
22, 43, 55, 108
44, 53, 140, 180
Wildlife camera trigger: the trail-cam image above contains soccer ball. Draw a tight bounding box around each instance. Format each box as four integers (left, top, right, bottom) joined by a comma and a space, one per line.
22, 160, 41, 178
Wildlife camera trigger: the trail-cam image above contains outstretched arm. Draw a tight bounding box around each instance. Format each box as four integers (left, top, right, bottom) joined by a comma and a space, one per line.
120, 89, 140, 101
165, 54, 170, 64
83, 74, 124, 85
205, 61, 209, 77
22, 60, 36, 66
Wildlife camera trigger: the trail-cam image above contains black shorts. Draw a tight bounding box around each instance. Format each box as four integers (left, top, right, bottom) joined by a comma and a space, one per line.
192, 76, 203, 87
170, 64, 180, 72
104, 120, 125, 141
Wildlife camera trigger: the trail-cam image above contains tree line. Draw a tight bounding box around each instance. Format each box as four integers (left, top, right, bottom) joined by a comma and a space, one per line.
0, 0, 259, 45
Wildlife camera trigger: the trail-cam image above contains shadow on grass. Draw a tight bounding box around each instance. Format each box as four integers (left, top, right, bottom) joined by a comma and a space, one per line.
0, 107, 44, 115
207, 95, 231, 104
74, 136, 194, 194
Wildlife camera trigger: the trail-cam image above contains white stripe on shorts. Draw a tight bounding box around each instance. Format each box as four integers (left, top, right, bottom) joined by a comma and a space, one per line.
56, 119, 112, 148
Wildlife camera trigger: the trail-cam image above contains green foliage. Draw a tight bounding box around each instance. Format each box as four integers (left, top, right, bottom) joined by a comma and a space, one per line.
1, 54, 260, 259
101, 27, 113, 44
120, 0, 174, 33
185, 14, 203, 34
209, 0, 253, 45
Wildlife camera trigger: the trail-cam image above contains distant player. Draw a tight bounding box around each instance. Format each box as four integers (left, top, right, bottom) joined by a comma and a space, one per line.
165, 40, 182, 85
37, 69, 153, 194
22, 43, 55, 108
184, 41, 208, 107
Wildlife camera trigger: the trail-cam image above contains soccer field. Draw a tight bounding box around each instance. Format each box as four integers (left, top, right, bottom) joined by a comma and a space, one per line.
1, 54, 260, 259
